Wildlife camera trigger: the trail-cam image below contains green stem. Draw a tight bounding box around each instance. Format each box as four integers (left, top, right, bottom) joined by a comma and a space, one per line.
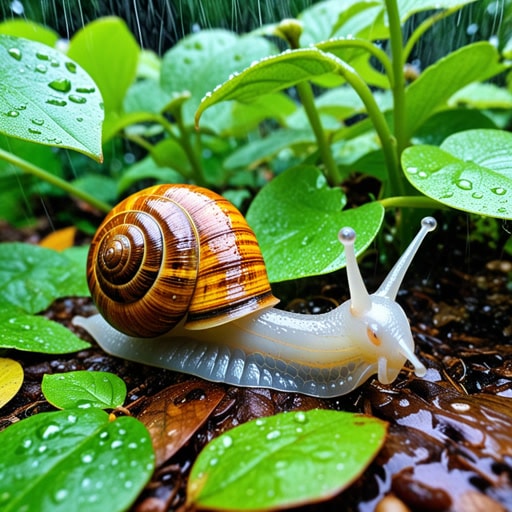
317, 39, 394, 87
0, 147, 111, 213
403, 7, 462, 63
334, 59, 399, 193
295, 81, 341, 184
379, 195, 448, 210
173, 110, 205, 186
385, 0, 407, 196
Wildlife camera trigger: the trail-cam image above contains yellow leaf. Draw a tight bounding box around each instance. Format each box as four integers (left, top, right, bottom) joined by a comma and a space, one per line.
39, 227, 76, 251
0, 358, 24, 409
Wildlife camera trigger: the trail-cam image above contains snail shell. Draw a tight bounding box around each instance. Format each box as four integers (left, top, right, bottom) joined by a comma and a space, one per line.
87, 184, 278, 338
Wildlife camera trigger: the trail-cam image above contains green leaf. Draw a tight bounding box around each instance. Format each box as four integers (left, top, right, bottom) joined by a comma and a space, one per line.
0, 305, 90, 354
42, 371, 127, 410
0, 35, 104, 160
404, 42, 503, 139
402, 129, 512, 218
161, 29, 276, 131
449, 82, 512, 110
67, 17, 139, 116
188, 409, 387, 511
397, 0, 477, 21
0, 242, 89, 314
0, 357, 24, 409
0, 409, 154, 512
195, 48, 340, 127
246, 166, 384, 282
0, 19, 59, 46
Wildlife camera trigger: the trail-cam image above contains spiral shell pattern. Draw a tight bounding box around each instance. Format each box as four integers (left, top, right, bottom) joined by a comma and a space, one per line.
87, 184, 278, 337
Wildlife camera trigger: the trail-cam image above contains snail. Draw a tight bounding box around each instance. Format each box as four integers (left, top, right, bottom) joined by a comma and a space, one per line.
73, 184, 437, 398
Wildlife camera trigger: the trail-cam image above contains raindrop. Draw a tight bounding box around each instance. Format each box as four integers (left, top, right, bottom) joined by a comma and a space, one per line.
53, 489, 68, 503
17, 105, 26, 110
50, 59, 59, 67
221, 435, 233, 448
209, 457, 219, 466
8, 48, 22, 60
266, 430, 281, 440
456, 179, 472, 191
492, 187, 506, 196
406, 167, 418, 175
69, 94, 86, 104
28, 128, 41, 135
440, 191, 454, 199
471, 192, 483, 199
48, 78, 71, 93
418, 171, 428, 178
35, 64, 47, 74
6, 110, 19, 118
498, 207, 507, 214
36, 52, 49, 61
46, 99, 67, 107
76, 117, 83, 122
76, 87, 95, 94
466, 23, 479, 35
111, 440, 123, 449
65, 62, 77, 73
294, 411, 308, 424
81, 453, 94, 463
32, 119, 44, 126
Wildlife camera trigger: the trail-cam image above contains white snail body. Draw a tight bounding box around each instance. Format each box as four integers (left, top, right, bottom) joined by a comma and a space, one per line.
74, 185, 436, 398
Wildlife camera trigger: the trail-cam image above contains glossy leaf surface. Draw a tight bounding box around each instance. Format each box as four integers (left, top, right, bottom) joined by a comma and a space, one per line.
246, 166, 384, 282
42, 371, 127, 410
403, 129, 512, 218
0, 358, 23, 408
0, 35, 103, 159
0, 409, 154, 512
188, 409, 387, 511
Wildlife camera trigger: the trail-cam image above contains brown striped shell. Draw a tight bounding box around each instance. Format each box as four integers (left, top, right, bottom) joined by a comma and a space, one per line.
87, 184, 278, 338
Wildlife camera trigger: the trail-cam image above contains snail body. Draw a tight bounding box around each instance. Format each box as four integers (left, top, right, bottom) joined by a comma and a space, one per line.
74, 185, 436, 398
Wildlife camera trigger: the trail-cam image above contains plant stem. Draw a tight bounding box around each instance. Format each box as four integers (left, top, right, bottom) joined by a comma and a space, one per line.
385, 0, 407, 196
334, 59, 399, 192
0, 148, 112, 214
295, 81, 341, 184
379, 195, 448, 210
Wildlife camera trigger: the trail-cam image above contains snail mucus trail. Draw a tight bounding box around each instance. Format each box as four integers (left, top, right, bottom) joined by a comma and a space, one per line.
73, 184, 437, 398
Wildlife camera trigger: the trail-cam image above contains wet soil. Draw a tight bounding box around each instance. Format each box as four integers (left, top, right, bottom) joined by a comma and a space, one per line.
1, 212, 512, 512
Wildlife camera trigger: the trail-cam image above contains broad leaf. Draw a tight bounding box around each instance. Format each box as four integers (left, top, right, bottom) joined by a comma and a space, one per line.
397, 0, 477, 21
0, 358, 23, 409
0, 242, 89, 314
402, 129, 512, 218
0, 305, 90, 354
195, 48, 340, 127
246, 166, 384, 282
161, 29, 276, 131
67, 17, 139, 116
405, 42, 503, 139
0, 35, 103, 160
42, 371, 127, 410
188, 409, 387, 511
0, 19, 59, 46
0, 409, 154, 512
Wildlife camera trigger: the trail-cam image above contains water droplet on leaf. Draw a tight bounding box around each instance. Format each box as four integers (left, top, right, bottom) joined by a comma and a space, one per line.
65, 61, 77, 73
48, 78, 71, 93
31, 119, 44, 126
69, 94, 86, 104
491, 187, 506, 196
6, 111, 19, 118
28, 128, 41, 135
46, 99, 67, 107
456, 179, 472, 191
8, 48, 22, 60
35, 64, 47, 73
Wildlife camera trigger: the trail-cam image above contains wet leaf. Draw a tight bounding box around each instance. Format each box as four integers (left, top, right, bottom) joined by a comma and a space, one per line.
42, 371, 127, 410
0, 305, 90, 354
194, 48, 339, 128
246, 166, 384, 282
0, 242, 89, 314
138, 380, 226, 467
0, 34, 103, 160
402, 129, 512, 218
162, 29, 276, 132
67, 17, 139, 115
0, 409, 154, 512
0, 357, 23, 409
187, 409, 387, 511
0, 19, 59, 47
405, 42, 503, 139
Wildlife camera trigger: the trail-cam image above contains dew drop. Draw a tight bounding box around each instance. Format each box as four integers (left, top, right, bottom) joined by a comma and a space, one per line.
8, 48, 22, 60
31, 119, 44, 126
36, 52, 49, 61
209, 457, 219, 466
111, 440, 123, 449
81, 453, 94, 463
6, 110, 19, 117
76, 86, 96, 94
406, 166, 418, 174
498, 207, 507, 214
221, 435, 233, 448
35, 64, 47, 74
53, 489, 68, 503
46, 99, 67, 107
294, 411, 308, 424
266, 430, 281, 440
48, 78, 71, 93
40, 423, 60, 440
440, 191, 454, 199
418, 171, 428, 178
456, 179, 472, 191
471, 192, 483, 199
76, 117, 83, 122
69, 94, 86, 104
491, 187, 506, 196
65, 61, 77, 73
28, 128, 41, 135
